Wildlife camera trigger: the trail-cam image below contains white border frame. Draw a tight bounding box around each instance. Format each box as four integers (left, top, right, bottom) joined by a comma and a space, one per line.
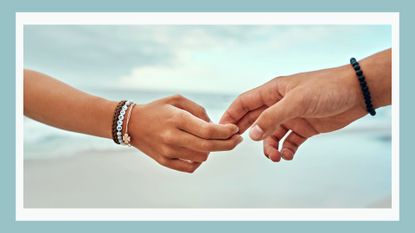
16, 12, 400, 221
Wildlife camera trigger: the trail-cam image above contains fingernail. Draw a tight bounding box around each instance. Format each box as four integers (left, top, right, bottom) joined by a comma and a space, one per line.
249, 125, 264, 140
226, 124, 239, 133
282, 148, 293, 160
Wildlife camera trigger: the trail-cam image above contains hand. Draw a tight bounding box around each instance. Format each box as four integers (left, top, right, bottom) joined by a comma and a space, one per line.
129, 95, 242, 173
220, 49, 391, 162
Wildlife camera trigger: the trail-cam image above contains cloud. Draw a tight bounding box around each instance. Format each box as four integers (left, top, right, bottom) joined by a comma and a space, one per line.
24, 25, 391, 93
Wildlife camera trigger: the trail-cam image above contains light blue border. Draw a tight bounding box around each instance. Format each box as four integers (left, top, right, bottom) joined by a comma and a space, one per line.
1, 0, 413, 232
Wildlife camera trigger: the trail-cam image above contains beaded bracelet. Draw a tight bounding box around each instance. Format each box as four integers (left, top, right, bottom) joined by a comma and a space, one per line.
350, 57, 376, 116
111, 100, 127, 144
116, 100, 133, 145
112, 100, 134, 145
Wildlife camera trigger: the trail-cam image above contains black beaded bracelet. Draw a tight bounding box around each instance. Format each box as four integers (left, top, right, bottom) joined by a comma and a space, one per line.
350, 57, 376, 116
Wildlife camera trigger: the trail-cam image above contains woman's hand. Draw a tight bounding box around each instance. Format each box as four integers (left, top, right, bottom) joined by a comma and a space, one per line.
220, 49, 391, 162
129, 95, 242, 173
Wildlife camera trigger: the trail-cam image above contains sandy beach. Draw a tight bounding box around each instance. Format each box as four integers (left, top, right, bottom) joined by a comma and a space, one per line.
24, 131, 391, 208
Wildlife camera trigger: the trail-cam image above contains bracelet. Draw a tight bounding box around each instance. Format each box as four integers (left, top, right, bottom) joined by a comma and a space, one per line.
122, 103, 136, 147
116, 100, 133, 145
350, 57, 376, 116
111, 100, 126, 144
111, 100, 134, 145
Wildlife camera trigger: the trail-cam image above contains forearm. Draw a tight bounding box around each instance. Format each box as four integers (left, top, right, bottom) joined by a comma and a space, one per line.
24, 69, 117, 139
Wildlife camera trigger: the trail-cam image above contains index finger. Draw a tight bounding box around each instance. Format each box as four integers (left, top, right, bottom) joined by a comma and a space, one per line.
169, 95, 210, 122
220, 81, 277, 125
178, 111, 239, 140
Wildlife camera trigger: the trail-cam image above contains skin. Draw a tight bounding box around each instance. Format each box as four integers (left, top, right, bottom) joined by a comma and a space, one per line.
220, 49, 391, 162
24, 70, 242, 173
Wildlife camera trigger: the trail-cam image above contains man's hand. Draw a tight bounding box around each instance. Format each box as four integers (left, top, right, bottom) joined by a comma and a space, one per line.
220, 49, 391, 162
130, 95, 242, 173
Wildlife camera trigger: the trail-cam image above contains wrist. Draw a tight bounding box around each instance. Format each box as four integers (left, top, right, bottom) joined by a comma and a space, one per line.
94, 98, 118, 139
339, 50, 391, 116
358, 50, 392, 109
338, 64, 369, 115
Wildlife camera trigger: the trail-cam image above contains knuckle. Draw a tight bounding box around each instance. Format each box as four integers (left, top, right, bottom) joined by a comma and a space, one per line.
188, 164, 200, 173
157, 156, 169, 166
260, 110, 273, 124
161, 130, 175, 144
237, 93, 250, 112
200, 154, 208, 162
273, 76, 287, 94
185, 168, 195, 174
199, 106, 207, 115
239, 90, 249, 99
199, 107, 209, 120
160, 146, 173, 156
199, 141, 212, 151
201, 124, 214, 137
173, 110, 186, 123
171, 94, 184, 101
195, 153, 208, 162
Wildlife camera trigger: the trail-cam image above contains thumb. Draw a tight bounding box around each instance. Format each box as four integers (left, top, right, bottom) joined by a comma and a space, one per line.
249, 94, 301, 141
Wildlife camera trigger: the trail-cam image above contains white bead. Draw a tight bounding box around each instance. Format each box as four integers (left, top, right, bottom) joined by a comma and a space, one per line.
126, 101, 131, 105
122, 105, 128, 111
117, 120, 123, 125
116, 125, 122, 131
118, 115, 124, 121
120, 110, 126, 115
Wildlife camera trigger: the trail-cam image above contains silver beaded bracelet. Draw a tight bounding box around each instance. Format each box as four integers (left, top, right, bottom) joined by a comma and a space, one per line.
116, 100, 133, 145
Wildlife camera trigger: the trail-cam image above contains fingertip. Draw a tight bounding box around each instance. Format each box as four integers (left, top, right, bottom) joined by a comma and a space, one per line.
281, 148, 294, 160
232, 134, 243, 144
249, 125, 264, 141
264, 146, 280, 162
269, 150, 281, 162
226, 123, 239, 134
237, 135, 243, 143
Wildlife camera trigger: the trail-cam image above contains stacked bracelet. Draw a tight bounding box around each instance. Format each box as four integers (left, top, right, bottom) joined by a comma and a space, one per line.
112, 100, 134, 145
350, 57, 376, 116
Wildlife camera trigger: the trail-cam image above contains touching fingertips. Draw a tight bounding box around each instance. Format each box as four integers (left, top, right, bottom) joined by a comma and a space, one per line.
223, 123, 239, 135
231, 125, 240, 134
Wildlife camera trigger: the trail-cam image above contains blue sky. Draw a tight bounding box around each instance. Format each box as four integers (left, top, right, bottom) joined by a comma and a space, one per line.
24, 25, 391, 94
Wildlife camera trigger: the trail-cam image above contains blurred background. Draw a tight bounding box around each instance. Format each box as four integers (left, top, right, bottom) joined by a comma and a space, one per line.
24, 25, 391, 208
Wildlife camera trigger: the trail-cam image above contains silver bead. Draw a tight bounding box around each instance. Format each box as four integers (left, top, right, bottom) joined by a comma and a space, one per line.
117, 132, 122, 136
